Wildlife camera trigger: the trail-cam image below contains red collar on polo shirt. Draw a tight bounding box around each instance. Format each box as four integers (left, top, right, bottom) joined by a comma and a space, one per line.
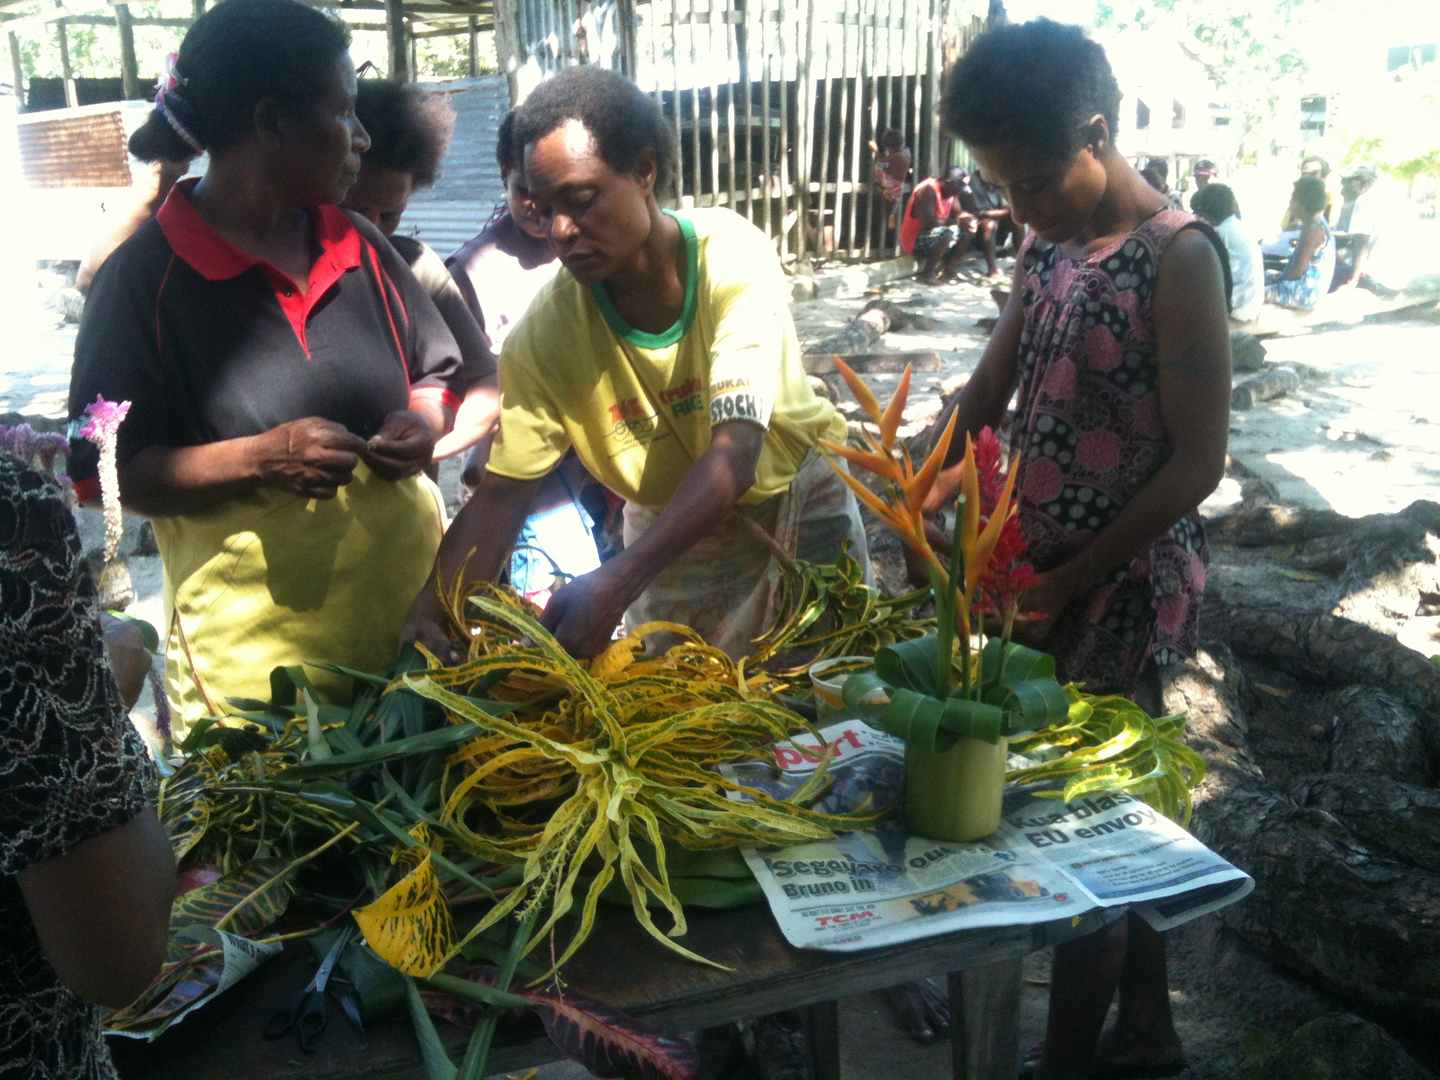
156, 178, 364, 356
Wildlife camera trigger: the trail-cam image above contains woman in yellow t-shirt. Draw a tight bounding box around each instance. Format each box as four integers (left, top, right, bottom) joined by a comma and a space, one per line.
404, 66, 866, 659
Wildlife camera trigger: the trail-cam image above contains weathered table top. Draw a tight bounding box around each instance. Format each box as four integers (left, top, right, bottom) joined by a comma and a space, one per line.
111, 899, 1124, 1079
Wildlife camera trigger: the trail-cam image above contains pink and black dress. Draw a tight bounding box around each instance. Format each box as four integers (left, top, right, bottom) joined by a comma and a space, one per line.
1011, 209, 1229, 694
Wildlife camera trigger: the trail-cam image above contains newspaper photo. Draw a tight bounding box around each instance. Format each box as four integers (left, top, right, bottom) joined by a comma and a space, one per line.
723, 720, 1252, 952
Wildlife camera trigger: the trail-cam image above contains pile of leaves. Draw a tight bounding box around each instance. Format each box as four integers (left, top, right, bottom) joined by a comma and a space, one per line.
111, 588, 873, 1076
748, 544, 934, 684
405, 587, 877, 976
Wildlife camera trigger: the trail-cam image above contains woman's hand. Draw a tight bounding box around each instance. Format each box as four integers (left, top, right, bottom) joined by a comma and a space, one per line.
400, 581, 463, 663
257, 417, 367, 500
540, 564, 635, 659
1015, 563, 1085, 645
365, 409, 438, 481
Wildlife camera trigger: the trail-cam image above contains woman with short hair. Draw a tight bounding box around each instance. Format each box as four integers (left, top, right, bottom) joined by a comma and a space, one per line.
1193, 182, 1263, 322
1265, 176, 1334, 312
68, 0, 464, 734
344, 78, 499, 464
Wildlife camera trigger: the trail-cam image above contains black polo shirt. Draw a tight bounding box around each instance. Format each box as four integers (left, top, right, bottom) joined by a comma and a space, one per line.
67, 179, 464, 499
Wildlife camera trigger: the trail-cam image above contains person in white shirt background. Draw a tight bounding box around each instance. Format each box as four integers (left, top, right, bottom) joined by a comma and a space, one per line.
1192, 183, 1264, 323
1332, 165, 1394, 296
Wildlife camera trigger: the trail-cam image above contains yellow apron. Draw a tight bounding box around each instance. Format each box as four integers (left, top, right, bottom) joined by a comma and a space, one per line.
156, 463, 444, 736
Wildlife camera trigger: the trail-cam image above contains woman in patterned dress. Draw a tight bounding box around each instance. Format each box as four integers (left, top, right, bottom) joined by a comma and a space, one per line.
1264, 175, 1335, 313
1, 454, 175, 1078
921, 20, 1233, 1080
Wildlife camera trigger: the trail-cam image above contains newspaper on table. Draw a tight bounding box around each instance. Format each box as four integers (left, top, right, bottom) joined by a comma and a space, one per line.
721, 719, 1252, 951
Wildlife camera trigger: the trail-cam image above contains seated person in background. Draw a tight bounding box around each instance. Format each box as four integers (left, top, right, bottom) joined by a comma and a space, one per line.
1, 453, 175, 1077
1142, 157, 1184, 210
869, 127, 912, 226
1282, 156, 1335, 228
900, 165, 976, 283
1191, 158, 1217, 195
1332, 165, 1388, 294
959, 169, 1015, 278
77, 156, 193, 295
1192, 183, 1262, 323
346, 79, 499, 465
1265, 175, 1334, 313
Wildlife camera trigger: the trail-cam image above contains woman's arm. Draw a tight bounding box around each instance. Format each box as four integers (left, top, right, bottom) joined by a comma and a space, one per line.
402, 469, 542, 656
434, 375, 500, 462
920, 257, 1027, 514
2, 473, 175, 1009
537, 422, 764, 657
1023, 229, 1231, 629
1280, 218, 1323, 280
21, 810, 176, 1008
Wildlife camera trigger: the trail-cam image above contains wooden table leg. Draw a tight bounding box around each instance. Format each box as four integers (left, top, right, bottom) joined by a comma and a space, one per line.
948, 954, 1024, 1080
805, 999, 842, 1080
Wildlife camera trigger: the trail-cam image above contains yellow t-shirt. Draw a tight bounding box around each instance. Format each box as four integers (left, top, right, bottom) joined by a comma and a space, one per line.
487, 208, 846, 508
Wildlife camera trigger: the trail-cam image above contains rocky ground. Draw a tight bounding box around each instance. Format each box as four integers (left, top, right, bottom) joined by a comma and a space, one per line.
12, 251, 1440, 1079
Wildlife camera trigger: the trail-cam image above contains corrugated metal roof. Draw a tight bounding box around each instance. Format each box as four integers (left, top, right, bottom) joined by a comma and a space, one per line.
399, 75, 509, 258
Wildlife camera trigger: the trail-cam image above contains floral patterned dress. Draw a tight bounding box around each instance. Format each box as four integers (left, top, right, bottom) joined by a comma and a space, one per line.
0, 454, 155, 1078
1011, 209, 1224, 693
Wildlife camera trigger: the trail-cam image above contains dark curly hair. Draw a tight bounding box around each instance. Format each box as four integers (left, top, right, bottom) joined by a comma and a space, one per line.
510, 66, 676, 197
1291, 175, 1328, 216
496, 109, 519, 178
1192, 182, 1240, 225
355, 80, 455, 189
129, 0, 350, 162
942, 18, 1121, 160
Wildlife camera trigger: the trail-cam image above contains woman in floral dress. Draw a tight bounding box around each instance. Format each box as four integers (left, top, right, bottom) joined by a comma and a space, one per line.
920, 18, 1233, 1080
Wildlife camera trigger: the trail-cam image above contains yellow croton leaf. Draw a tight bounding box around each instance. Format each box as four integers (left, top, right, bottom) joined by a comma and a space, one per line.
353, 825, 455, 978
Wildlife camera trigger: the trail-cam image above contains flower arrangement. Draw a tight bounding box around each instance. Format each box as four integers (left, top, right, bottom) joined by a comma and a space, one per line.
819, 360, 1069, 839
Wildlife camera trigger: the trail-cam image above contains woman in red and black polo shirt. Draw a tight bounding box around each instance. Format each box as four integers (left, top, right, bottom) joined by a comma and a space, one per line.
67, 0, 464, 734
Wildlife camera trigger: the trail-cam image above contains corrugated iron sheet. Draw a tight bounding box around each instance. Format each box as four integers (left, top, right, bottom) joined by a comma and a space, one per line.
18, 111, 131, 188
402, 75, 509, 257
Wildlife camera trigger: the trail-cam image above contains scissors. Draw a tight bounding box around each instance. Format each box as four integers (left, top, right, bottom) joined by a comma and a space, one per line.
263, 924, 357, 1053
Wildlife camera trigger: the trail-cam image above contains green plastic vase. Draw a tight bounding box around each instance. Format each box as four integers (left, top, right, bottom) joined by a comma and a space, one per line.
904, 733, 1008, 842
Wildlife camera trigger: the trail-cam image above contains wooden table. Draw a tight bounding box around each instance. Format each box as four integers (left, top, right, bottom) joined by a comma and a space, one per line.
111, 900, 1127, 1079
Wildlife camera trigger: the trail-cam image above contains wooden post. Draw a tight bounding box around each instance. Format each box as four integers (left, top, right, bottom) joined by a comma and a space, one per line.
738, 0, 754, 222
757, 0, 770, 235
687, 0, 701, 204
192, 0, 206, 20
861, 0, 876, 259
409, 23, 418, 80
776, 0, 788, 258
724, 0, 738, 211
385, 0, 410, 82
468, 15, 479, 76
794, 0, 815, 262
494, 0, 523, 105
7, 31, 24, 109
55, 20, 77, 108
667, 0, 683, 201
817, 4, 833, 255
616, 0, 639, 78
706, 0, 720, 206
925, 0, 941, 180
845, 0, 866, 259
115, 4, 140, 100
907, 0, 922, 195
948, 958, 1024, 1080
832, 0, 852, 254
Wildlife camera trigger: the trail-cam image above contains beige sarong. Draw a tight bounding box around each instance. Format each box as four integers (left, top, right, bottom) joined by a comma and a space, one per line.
622, 453, 870, 658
